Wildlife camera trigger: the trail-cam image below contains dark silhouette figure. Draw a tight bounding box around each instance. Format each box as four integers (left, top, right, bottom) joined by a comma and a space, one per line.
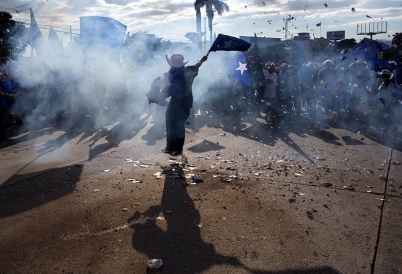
129, 163, 250, 273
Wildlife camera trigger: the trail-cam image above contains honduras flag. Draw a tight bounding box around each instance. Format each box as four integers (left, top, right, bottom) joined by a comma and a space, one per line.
347, 38, 389, 60
80, 16, 127, 49
29, 8, 46, 55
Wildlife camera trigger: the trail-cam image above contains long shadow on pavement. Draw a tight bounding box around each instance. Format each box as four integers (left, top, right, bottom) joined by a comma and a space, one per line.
129, 163, 244, 273
0, 164, 83, 219
128, 164, 341, 274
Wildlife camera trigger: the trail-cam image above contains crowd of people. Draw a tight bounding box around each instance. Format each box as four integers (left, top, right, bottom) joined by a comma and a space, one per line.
248, 56, 401, 137
1, 48, 402, 147
274, 59, 402, 133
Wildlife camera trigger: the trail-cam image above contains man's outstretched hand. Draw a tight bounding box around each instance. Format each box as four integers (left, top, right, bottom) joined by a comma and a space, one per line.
197, 55, 208, 67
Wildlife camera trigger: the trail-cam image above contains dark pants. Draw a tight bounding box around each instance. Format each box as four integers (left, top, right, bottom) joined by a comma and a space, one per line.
285, 88, 301, 114
165, 107, 190, 152
265, 98, 277, 117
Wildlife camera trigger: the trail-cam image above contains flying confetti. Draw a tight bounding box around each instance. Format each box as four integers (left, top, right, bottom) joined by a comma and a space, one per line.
324, 3, 328, 8
366, 15, 372, 18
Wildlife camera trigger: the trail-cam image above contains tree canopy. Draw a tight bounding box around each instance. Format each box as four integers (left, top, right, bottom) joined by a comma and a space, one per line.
392, 32, 402, 49
0, 11, 28, 60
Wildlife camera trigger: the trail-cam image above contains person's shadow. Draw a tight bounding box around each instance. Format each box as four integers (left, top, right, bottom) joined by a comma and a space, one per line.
128, 163, 248, 273
128, 164, 342, 274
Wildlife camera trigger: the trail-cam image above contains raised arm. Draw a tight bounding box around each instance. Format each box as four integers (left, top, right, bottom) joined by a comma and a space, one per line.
196, 55, 208, 68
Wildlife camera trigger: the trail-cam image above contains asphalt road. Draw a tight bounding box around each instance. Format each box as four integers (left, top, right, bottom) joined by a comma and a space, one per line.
0, 110, 401, 274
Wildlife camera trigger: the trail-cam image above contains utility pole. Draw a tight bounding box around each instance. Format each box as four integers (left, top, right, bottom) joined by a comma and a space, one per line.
204, 17, 206, 49
283, 17, 294, 40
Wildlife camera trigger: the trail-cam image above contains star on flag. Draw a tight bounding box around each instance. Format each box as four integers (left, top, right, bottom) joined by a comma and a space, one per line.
236, 61, 248, 75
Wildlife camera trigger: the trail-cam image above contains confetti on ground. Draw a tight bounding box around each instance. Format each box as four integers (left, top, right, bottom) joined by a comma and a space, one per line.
127, 179, 142, 183
152, 172, 162, 179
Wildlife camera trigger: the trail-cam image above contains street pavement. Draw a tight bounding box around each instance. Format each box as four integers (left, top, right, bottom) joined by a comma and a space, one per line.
0, 110, 401, 274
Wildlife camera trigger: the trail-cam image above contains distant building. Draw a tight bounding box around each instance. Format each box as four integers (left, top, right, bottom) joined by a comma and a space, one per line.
239, 36, 282, 47
239, 33, 332, 61
293, 32, 310, 40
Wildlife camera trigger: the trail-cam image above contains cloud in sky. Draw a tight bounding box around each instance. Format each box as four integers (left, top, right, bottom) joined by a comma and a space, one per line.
4, 0, 402, 44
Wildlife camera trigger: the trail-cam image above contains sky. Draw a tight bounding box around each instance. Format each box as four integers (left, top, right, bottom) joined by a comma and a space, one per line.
4, 0, 402, 47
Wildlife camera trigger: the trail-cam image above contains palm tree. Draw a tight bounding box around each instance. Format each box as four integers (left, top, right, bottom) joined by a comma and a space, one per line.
392, 32, 402, 52
194, 0, 208, 49
205, 0, 229, 44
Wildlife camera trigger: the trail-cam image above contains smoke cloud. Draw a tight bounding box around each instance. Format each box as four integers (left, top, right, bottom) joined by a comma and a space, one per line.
6, 29, 401, 155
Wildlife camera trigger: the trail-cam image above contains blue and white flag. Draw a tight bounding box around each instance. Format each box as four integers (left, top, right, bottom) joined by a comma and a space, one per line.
80, 16, 127, 49
29, 8, 46, 55
209, 34, 251, 53
347, 38, 389, 60
47, 27, 63, 49
227, 52, 251, 86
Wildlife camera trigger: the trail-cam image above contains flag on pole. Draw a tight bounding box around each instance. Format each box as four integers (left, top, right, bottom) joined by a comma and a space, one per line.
29, 8, 46, 55
48, 27, 63, 49
209, 34, 251, 53
316, 22, 321, 27
80, 16, 127, 49
347, 37, 389, 60
46, 26, 63, 60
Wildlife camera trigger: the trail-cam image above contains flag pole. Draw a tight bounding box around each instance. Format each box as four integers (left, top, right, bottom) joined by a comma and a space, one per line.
204, 17, 206, 50
206, 48, 212, 57
206, 37, 216, 56
206, 45, 213, 56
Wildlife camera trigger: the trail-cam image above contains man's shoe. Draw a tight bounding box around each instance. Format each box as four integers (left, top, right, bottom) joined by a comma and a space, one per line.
170, 151, 183, 156
162, 148, 171, 154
